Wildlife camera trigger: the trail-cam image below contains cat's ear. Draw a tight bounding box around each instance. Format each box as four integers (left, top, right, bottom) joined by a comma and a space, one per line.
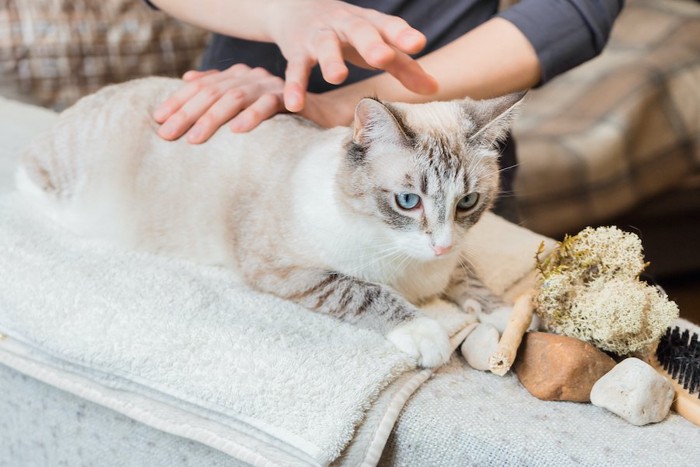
465, 91, 526, 147
352, 98, 411, 147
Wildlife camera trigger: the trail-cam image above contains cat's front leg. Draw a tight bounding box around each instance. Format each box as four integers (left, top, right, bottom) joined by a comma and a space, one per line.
250, 266, 451, 368
443, 260, 513, 332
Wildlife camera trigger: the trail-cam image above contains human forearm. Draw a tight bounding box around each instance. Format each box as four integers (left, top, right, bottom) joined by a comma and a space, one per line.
327, 0, 624, 107
418, 17, 540, 100
149, 0, 275, 41
320, 17, 540, 126
500, 0, 624, 82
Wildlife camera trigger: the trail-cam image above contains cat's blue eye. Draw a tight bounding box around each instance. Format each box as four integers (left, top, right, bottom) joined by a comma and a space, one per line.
457, 193, 479, 211
395, 192, 421, 210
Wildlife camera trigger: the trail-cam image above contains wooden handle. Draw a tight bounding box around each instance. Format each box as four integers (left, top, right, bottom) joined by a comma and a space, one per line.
489, 291, 534, 376
648, 354, 700, 427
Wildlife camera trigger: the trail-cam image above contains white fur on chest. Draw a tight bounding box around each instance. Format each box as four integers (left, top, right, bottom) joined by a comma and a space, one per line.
291, 148, 456, 304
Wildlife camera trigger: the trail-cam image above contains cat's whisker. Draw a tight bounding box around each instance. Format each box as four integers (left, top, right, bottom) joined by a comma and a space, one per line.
348, 248, 403, 273
456, 249, 477, 273
496, 162, 521, 174
395, 252, 416, 275
341, 245, 407, 276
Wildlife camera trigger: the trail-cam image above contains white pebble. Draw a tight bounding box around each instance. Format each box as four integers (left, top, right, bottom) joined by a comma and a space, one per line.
477, 305, 539, 333
477, 306, 512, 333
460, 323, 500, 371
590, 357, 674, 426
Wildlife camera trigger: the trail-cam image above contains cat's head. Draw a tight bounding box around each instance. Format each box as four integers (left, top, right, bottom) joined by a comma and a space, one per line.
337, 93, 524, 261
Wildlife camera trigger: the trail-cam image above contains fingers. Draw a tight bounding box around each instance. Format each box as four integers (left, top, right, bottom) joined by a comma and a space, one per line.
380, 50, 439, 95
394, 28, 427, 55
153, 72, 223, 126
340, 16, 397, 69
277, 5, 434, 104
339, 11, 436, 95
184, 87, 246, 143
154, 64, 285, 143
283, 55, 313, 112
155, 77, 225, 141
152, 5, 437, 143
229, 93, 284, 133
182, 69, 217, 81
330, 8, 427, 68
313, 28, 348, 85
154, 64, 250, 126
364, 11, 426, 55
338, 43, 438, 96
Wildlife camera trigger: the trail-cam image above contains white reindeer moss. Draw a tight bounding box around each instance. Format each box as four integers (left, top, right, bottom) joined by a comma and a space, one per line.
534, 226, 679, 356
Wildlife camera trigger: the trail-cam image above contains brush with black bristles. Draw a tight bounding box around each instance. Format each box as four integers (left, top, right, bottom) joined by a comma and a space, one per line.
651, 326, 700, 426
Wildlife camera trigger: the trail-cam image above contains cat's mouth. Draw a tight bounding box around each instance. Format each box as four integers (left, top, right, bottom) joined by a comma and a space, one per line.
405, 247, 457, 263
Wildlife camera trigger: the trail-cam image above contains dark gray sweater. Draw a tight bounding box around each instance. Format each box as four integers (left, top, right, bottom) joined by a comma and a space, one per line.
198, 0, 624, 90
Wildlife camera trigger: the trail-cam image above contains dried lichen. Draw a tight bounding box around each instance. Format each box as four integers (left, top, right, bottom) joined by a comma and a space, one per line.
534, 226, 679, 356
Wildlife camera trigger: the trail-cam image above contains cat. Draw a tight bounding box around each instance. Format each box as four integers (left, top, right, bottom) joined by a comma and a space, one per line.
16, 77, 522, 368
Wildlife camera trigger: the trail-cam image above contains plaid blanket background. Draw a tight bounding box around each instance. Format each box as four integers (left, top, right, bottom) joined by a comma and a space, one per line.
0, 0, 208, 109
513, 0, 700, 236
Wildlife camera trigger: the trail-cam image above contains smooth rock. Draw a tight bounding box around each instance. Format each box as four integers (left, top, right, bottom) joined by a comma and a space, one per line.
590, 357, 674, 426
513, 332, 616, 402
471, 302, 540, 334
460, 323, 500, 371
475, 304, 512, 334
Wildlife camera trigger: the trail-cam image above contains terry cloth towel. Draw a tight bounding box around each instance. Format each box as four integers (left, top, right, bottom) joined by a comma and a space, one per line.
0, 97, 554, 465
0, 192, 461, 466
0, 191, 550, 466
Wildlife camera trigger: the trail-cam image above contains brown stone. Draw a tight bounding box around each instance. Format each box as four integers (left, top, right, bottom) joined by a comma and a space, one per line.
513, 332, 616, 402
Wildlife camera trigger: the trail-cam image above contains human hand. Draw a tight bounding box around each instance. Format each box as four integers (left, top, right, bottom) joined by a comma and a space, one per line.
298, 92, 355, 129
153, 64, 286, 143
264, 0, 438, 112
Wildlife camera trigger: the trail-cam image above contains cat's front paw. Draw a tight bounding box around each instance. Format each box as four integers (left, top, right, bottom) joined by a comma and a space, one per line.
387, 317, 451, 368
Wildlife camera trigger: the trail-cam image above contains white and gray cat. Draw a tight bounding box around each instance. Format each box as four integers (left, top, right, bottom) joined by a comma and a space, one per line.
16, 77, 522, 368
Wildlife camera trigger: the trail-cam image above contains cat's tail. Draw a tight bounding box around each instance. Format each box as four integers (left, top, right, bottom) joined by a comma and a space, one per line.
15, 161, 60, 234
16, 141, 66, 204
14, 127, 85, 226
14, 162, 45, 201
15, 144, 90, 234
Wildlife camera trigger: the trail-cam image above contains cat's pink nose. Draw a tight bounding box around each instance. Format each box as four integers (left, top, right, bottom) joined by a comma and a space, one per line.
433, 245, 452, 256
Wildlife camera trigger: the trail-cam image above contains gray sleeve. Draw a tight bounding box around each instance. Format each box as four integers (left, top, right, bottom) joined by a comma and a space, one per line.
499, 0, 625, 84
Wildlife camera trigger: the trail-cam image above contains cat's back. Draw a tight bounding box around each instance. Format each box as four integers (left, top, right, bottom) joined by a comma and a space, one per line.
60, 76, 317, 146
15, 76, 333, 261
16, 77, 185, 198
50, 76, 182, 138
16, 77, 320, 204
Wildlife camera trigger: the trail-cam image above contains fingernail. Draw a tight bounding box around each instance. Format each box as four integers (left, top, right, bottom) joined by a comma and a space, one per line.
187, 126, 201, 142
153, 107, 167, 122
286, 97, 298, 111
230, 117, 250, 133
402, 30, 423, 42
399, 31, 425, 51
160, 121, 176, 138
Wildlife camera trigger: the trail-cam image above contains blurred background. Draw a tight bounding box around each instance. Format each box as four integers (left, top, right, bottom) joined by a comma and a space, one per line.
509, 0, 700, 323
